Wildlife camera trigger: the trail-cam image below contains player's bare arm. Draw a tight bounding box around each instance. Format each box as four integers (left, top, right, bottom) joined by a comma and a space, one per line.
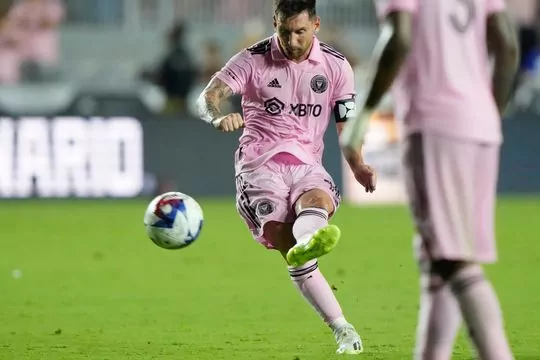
336, 122, 376, 193
363, 12, 412, 113
196, 77, 244, 132
339, 11, 412, 152
487, 11, 519, 115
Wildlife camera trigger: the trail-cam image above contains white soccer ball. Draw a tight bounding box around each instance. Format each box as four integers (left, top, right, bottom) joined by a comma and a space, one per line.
143, 192, 204, 249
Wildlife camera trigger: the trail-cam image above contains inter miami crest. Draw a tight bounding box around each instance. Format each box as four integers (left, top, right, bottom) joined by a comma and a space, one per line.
255, 200, 275, 217
310, 75, 328, 94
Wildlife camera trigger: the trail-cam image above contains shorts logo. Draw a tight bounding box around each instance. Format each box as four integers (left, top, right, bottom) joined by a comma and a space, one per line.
264, 97, 285, 115
255, 200, 274, 217
310, 75, 328, 94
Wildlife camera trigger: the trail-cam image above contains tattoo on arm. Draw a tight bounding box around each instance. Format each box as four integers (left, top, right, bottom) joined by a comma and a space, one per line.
196, 78, 234, 123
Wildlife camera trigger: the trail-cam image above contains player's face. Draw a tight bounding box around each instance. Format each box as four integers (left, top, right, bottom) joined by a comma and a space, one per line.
274, 11, 320, 61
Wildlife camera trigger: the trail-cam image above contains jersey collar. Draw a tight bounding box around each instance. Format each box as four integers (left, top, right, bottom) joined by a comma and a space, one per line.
271, 34, 323, 64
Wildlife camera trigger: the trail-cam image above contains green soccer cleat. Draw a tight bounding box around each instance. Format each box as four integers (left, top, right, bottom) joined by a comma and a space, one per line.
286, 224, 341, 267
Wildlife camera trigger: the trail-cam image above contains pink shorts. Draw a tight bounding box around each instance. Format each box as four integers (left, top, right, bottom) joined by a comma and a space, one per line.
403, 133, 500, 264
235, 154, 341, 249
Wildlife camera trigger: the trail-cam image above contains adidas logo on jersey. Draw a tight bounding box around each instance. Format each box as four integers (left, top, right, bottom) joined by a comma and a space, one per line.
267, 78, 281, 88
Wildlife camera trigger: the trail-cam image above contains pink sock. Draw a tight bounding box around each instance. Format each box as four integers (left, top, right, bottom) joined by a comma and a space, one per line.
289, 259, 346, 328
293, 208, 328, 245
451, 265, 513, 360
415, 273, 462, 360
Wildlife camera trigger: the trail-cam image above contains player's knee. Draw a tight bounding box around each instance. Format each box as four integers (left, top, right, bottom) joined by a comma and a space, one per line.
430, 260, 468, 282
295, 189, 334, 215
431, 260, 486, 297
263, 221, 295, 255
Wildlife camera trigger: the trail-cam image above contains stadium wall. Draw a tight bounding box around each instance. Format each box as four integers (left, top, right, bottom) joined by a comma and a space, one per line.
0, 95, 538, 199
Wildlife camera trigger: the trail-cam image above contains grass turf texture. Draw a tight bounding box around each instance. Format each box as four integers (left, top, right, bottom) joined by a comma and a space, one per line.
1, 198, 538, 359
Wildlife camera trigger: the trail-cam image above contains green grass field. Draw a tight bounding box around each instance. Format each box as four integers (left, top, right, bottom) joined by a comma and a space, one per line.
1, 197, 539, 360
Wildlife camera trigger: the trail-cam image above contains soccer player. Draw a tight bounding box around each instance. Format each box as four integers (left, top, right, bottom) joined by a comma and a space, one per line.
196, 0, 376, 354
340, 0, 518, 359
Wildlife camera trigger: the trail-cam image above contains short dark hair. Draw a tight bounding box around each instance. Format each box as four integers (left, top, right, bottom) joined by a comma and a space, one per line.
274, 0, 316, 20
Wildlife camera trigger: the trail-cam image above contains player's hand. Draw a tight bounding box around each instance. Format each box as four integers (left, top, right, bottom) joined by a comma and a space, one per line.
211, 113, 244, 132
351, 162, 377, 193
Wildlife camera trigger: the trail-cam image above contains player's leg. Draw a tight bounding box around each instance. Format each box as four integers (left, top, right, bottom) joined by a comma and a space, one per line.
414, 252, 462, 360
273, 222, 362, 355
235, 166, 349, 342
263, 221, 344, 324
286, 167, 342, 267
441, 142, 512, 360
286, 188, 340, 267
236, 163, 361, 354
285, 164, 362, 355
407, 133, 513, 359
434, 260, 513, 360
403, 134, 465, 360
236, 164, 339, 329
262, 220, 361, 355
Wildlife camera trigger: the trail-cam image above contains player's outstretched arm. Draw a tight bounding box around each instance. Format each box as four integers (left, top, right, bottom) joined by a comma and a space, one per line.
487, 11, 519, 116
339, 11, 412, 151
337, 122, 377, 193
196, 77, 244, 132
362, 12, 412, 113
331, 55, 378, 192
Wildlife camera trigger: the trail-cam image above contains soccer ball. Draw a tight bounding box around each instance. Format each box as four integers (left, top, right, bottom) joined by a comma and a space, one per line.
143, 192, 204, 249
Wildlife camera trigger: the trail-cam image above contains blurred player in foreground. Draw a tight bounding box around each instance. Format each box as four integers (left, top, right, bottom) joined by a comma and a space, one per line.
341, 0, 518, 359
196, 0, 376, 354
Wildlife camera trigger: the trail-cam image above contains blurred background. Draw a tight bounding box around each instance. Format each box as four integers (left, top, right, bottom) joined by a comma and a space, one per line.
0, 0, 539, 201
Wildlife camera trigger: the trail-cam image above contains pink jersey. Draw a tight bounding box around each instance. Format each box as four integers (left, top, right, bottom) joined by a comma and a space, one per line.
215, 35, 356, 174
375, 0, 506, 144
